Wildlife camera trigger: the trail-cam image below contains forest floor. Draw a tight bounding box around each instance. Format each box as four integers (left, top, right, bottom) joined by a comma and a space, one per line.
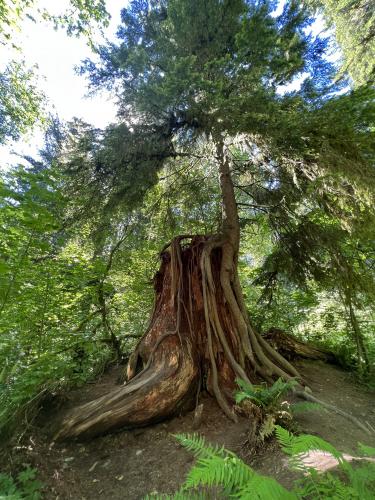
3, 359, 375, 499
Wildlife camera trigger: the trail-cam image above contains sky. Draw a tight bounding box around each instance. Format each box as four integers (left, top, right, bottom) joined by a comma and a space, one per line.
0, 0, 126, 170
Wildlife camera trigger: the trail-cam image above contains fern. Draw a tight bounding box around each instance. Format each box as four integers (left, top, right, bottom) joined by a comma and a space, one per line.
275, 426, 375, 499
289, 402, 323, 415
347, 462, 375, 500
358, 443, 375, 457
174, 433, 227, 459
274, 425, 345, 468
294, 469, 356, 499
152, 431, 375, 499
235, 379, 264, 406
235, 378, 297, 409
236, 475, 296, 499
184, 454, 252, 491
259, 415, 275, 441
174, 433, 293, 499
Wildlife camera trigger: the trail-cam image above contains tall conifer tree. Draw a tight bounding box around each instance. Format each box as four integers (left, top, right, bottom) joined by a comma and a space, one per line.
58, 0, 375, 438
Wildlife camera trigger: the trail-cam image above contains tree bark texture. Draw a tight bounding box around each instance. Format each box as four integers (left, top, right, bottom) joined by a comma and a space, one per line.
263, 328, 337, 363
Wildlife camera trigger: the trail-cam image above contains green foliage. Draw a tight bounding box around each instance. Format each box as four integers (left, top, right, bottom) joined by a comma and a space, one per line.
0, 162, 148, 438
275, 425, 375, 498
64, 0, 375, 385
41, 0, 109, 40
0, 0, 109, 47
0, 0, 109, 144
305, 0, 375, 85
235, 377, 297, 409
240, 214, 375, 377
274, 425, 345, 466
235, 378, 299, 440
0, 0, 33, 47
1, 0, 374, 448
0, 61, 45, 144
172, 433, 293, 499
0, 466, 42, 499
157, 430, 375, 499
289, 402, 323, 415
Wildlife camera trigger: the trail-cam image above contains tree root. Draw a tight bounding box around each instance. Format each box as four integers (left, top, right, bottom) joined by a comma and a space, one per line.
294, 389, 373, 436
57, 235, 302, 440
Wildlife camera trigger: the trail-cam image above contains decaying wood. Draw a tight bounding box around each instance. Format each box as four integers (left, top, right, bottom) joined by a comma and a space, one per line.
263, 328, 336, 363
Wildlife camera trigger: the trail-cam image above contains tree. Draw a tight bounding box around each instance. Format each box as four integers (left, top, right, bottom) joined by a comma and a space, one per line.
0, 0, 110, 145
56, 0, 375, 439
0, 61, 45, 144
305, 0, 375, 85
0, 0, 109, 47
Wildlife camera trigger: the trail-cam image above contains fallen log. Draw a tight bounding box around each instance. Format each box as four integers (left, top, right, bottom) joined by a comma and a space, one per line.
263, 328, 336, 363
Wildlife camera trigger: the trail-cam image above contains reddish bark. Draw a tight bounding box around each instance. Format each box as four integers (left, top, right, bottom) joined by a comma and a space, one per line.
57, 237, 242, 439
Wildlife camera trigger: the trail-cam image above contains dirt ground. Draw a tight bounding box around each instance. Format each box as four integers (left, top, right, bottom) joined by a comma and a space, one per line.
3, 360, 375, 499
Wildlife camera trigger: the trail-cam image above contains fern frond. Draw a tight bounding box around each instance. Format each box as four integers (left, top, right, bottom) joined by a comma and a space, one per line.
275, 425, 343, 459
235, 391, 263, 406
346, 462, 375, 499
289, 402, 323, 414
235, 378, 263, 406
259, 415, 275, 441
266, 378, 297, 402
151, 433, 375, 499
184, 454, 253, 492
236, 474, 296, 499
235, 378, 254, 393
310, 472, 355, 498
274, 425, 347, 471
358, 442, 375, 457
235, 378, 297, 409
174, 433, 226, 459
274, 426, 295, 454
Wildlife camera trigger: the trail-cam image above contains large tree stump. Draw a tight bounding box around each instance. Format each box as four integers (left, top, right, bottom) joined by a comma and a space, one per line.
56, 235, 300, 440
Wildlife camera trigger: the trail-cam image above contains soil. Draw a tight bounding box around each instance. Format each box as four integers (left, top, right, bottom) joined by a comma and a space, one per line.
3, 360, 375, 499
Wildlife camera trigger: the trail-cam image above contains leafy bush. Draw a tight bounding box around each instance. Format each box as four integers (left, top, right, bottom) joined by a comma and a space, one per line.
0, 165, 152, 440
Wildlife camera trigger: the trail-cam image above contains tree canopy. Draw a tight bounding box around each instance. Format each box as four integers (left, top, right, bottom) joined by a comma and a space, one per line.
305, 0, 375, 85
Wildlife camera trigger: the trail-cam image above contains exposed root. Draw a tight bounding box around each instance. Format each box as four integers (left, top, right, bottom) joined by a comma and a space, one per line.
55, 339, 198, 440
57, 235, 301, 440
294, 389, 373, 436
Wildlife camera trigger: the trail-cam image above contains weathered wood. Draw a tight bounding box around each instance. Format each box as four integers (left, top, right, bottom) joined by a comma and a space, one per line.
57, 237, 236, 439
263, 328, 336, 363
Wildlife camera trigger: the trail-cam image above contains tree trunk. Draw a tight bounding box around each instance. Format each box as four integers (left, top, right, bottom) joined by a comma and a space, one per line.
347, 297, 370, 374
56, 141, 300, 440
